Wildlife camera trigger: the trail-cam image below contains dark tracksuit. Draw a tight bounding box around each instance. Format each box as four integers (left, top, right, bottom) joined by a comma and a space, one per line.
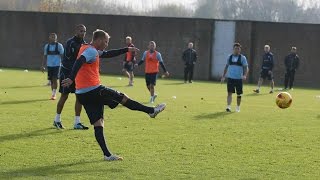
182, 48, 197, 82
284, 53, 300, 89
260, 52, 274, 80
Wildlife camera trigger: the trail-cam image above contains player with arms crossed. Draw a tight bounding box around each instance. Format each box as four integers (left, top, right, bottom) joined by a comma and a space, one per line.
221, 43, 249, 113
62, 29, 166, 161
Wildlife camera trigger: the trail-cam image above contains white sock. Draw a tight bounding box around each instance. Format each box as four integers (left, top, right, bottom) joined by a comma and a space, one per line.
52, 89, 57, 96
74, 116, 81, 125
227, 105, 231, 109
55, 114, 61, 122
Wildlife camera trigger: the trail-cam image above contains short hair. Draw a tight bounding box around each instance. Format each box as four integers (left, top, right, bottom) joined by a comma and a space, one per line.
264, 45, 270, 49
92, 29, 110, 41
76, 24, 86, 29
49, 33, 57, 36
233, 43, 242, 48
126, 36, 132, 41
149, 41, 156, 46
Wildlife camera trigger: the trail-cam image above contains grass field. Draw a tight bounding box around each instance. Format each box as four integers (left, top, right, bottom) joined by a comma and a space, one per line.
0, 68, 320, 179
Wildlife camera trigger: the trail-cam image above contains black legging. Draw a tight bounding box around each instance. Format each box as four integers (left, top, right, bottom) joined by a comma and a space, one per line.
284, 69, 296, 89
184, 64, 194, 82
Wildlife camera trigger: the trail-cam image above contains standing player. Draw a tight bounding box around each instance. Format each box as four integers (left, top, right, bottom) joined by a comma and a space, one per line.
253, 45, 275, 94
135, 41, 169, 103
62, 29, 166, 161
221, 43, 249, 113
122, 36, 136, 86
284, 47, 300, 90
182, 42, 197, 83
54, 24, 88, 130
42, 33, 64, 100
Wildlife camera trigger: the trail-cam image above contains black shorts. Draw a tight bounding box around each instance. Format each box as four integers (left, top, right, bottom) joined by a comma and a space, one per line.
76, 86, 124, 124
260, 69, 273, 80
124, 62, 134, 72
227, 78, 243, 95
47, 66, 60, 80
145, 73, 158, 86
59, 67, 76, 94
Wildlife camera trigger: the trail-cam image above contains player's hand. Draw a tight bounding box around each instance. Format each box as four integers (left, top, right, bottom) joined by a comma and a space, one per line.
221, 76, 225, 83
128, 47, 139, 52
61, 78, 73, 87
242, 75, 247, 80
134, 64, 138, 68
268, 70, 272, 75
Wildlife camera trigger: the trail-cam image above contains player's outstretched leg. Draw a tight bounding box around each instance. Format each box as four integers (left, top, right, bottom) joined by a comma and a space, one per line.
100, 88, 166, 118
122, 97, 165, 118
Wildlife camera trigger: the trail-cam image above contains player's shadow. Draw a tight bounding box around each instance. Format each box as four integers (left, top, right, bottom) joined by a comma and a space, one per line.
0, 128, 63, 143
5, 85, 41, 89
0, 99, 48, 105
194, 111, 234, 120
162, 82, 185, 86
245, 93, 270, 97
0, 160, 124, 179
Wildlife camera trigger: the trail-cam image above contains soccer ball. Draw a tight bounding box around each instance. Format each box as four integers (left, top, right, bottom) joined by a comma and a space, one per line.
276, 92, 292, 109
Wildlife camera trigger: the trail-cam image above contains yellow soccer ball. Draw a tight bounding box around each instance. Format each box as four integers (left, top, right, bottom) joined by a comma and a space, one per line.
276, 92, 293, 109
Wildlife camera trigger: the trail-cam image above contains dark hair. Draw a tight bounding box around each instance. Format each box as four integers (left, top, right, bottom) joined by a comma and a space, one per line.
233, 43, 242, 48
49, 33, 57, 37
92, 29, 110, 41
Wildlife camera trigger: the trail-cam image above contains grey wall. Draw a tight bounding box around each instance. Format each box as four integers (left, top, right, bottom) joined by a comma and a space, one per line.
0, 11, 212, 80
1, 11, 319, 87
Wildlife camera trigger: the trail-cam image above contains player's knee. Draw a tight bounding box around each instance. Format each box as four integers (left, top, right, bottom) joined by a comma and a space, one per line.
93, 119, 104, 127
120, 94, 129, 104
237, 95, 242, 99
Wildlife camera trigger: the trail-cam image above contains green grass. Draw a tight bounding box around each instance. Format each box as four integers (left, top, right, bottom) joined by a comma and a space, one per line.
0, 68, 320, 180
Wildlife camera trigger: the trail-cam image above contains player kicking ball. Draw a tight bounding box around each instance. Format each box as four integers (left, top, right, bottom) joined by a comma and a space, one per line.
62, 29, 166, 161
221, 43, 249, 113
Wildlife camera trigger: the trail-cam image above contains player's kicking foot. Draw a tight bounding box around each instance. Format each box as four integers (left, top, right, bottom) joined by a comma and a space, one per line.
149, 103, 166, 118
53, 121, 65, 129
104, 154, 123, 161
74, 123, 89, 130
253, 89, 260, 93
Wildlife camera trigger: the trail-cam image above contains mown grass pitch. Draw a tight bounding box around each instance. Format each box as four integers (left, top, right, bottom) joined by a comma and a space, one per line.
0, 69, 319, 179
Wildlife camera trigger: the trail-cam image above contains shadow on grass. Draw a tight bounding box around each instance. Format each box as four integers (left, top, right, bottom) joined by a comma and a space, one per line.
0, 99, 49, 105
162, 82, 186, 86
245, 93, 271, 97
0, 160, 124, 178
194, 111, 234, 120
0, 128, 63, 143
4, 85, 42, 89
